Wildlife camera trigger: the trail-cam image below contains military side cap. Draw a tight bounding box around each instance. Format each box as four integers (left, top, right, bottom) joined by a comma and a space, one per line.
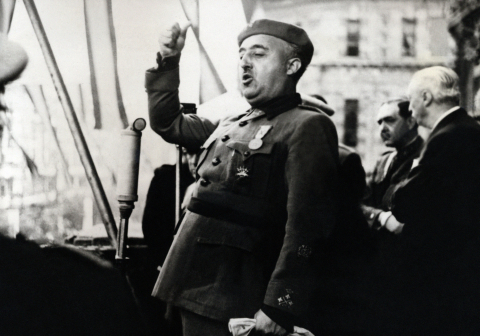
237, 19, 314, 66
0, 35, 29, 85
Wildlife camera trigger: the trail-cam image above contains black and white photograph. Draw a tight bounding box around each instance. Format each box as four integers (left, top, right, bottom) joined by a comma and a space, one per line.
1, 0, 480, 335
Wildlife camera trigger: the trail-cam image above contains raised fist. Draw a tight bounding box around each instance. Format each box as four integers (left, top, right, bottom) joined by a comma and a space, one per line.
158, 22, 191, 58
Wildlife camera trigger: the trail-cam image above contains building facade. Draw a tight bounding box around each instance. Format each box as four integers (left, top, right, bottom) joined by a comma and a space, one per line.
262, 0, 452, 171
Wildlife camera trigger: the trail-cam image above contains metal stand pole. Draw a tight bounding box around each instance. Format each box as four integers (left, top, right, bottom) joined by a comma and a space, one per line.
175, 145, 182, 225
115, 202, 133, 272
115, 118, 146, 270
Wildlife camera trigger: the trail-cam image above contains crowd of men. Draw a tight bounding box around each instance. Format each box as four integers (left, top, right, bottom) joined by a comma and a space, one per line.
145, 19, 480, 336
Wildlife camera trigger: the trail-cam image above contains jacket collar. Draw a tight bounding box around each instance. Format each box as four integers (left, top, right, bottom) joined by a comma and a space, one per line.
245, 93, 302, 121
396, 135, 424, 160
429, 107, 467, 138
430, 106, 460, 132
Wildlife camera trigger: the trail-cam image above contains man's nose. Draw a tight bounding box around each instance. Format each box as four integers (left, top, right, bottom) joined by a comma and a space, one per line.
240, 54, 252, 70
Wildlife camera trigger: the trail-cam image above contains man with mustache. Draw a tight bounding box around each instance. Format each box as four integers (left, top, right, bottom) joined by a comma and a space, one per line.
145, 19, 339, 335
362, 98, 423, 233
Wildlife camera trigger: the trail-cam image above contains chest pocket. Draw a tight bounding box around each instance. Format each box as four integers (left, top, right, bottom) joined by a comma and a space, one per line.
224, 140, 274, 196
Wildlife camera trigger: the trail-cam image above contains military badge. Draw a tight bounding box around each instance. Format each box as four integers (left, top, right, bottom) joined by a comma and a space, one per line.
248, 125, 272, 150
297, 245, 312, 259
248, 138, 263, 150
277, 294, 293, 307
236, 167, 249, 179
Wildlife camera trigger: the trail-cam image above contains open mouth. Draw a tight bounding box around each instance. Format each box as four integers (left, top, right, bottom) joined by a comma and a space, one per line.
242, 73, 253, 85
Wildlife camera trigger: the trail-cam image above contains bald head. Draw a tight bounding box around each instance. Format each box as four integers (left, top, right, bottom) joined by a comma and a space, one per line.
407, 66, 460, 128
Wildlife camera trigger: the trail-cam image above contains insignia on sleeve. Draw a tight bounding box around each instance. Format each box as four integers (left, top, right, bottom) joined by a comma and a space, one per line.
297, 245, 312, 259
277, 294, 293, 307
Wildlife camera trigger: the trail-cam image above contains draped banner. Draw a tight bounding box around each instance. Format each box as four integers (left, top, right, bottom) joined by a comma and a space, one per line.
0, 0, 40, 178
84, 0, 128, 129
0, 113, 39, 178
241, 0, 264, 23
179, 0, 227, 104
0, 0, 16, 34
25, 85, 72, 185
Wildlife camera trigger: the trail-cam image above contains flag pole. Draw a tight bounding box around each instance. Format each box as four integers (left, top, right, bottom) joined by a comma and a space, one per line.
23, 0, 118, 248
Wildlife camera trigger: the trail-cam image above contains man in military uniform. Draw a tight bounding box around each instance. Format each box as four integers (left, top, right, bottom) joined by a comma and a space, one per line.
146, 19, 339, 335
360, 98, 423, 335
362, 98, 423, 233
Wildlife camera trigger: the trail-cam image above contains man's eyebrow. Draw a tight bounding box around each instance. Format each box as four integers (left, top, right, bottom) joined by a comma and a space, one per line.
239, 44, 269, 53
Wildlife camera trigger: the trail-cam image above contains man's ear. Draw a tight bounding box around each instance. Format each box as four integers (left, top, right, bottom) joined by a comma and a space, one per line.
286, 58, 301, 76
423, 90, 434, 107
406, 116, 417, 130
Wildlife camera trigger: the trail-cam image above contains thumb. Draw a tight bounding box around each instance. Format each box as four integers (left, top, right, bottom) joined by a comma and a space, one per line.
179, 21, 191, 38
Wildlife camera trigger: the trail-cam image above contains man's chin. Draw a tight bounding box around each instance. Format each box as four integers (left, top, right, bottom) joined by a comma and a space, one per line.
243, 92, 262, 106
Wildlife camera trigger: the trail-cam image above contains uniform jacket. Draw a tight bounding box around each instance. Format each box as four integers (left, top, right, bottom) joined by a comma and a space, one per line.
388, 108, 480, 335
362, 136, 423, 227
145, 65, 339, 324
359, 136, 423, 335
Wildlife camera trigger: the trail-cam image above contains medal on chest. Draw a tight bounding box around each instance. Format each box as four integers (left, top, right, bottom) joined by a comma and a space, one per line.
248, 125, 272, 150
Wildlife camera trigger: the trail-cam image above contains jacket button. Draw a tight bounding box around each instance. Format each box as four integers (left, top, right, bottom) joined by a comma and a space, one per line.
212, 157, 221, 166
200, 179, 209, 186
243, 151, 250, 157
221, 135, 230, 142
239, 121, 248, 127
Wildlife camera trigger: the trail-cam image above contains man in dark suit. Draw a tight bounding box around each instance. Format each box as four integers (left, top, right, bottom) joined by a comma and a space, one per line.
146, 19, 339, 335
389, 66, 480, 335
363, 98, 423, 233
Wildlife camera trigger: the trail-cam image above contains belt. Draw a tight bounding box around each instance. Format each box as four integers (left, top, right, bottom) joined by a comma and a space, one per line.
187, 190, 285, 227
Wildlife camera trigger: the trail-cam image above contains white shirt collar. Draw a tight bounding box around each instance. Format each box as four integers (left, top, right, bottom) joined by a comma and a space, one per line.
431, 106, 460, 131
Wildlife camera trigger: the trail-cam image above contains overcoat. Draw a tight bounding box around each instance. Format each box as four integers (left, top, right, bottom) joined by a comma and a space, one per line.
389, 108, 480, 335
362, 136, 423, 227
145, 63, 339, 324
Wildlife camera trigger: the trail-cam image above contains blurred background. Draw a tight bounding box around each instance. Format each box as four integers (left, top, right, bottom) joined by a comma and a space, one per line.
1, 0, 479, 243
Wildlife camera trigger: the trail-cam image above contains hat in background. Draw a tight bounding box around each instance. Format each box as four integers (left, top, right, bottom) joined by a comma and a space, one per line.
0, 34, 28, 85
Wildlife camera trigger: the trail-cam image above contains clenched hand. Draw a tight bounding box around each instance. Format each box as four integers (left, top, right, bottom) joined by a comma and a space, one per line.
158, 22, 191, 58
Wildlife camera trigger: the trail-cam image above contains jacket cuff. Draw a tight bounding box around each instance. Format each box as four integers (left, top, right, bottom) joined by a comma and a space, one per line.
361, 205, 382, 229
261, 304, 294, 333
145, 64, 180, 92
156, 53, 181, 71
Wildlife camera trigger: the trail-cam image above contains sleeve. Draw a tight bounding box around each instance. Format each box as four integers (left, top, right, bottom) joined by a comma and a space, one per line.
361, 157, 386, 228
390, 134, 446, 224
145, 55, 218, 149
262, 113, 340, 317
361, 205, 383, 229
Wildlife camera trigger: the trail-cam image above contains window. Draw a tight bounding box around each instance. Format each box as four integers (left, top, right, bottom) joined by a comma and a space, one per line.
343, 99, 359, 147
402, 18, 416, 57
346, 19, 360, 56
